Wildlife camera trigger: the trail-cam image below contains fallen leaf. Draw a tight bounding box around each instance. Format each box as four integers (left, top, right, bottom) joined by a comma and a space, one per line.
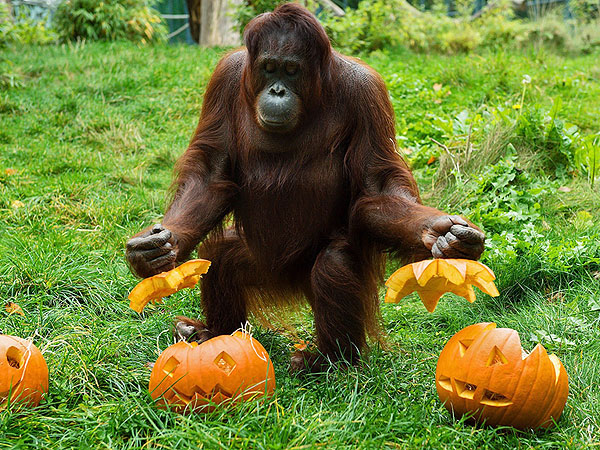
5, 302, 25, 316
427, 156, 437, 165
293, 342, 308, 351
547, 292, 565, 303
11, 200, 24, 208
558, 186, 572, 192
4, 168, 16, 176
433, 83, 442, 91
434, 99, 442, 104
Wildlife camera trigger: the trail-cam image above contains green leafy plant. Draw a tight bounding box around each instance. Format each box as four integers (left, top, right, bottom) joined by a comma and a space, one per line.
321, 0, 600, 55
0, 2, 57, 45
462, 156, 550, 233
575, 133, 600, 187
234, 0, 286, 35
54, 0, 165, 42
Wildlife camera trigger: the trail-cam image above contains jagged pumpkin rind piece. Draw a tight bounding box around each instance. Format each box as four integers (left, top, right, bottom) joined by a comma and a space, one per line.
416, 259, 465, 287
129, 259, 211, 313
384, 258, 499, 311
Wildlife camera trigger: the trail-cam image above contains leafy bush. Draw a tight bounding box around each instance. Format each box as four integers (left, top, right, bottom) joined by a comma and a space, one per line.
485, 227, 600, 301
521, 16, 569, 49
324, 0, 399, 53
54, 0, 165, 42
461, 156, 549, 234
320, 0, 600, 55
234, 0, 285, 35
0, 2, 57, 45
477, 8, 529, 48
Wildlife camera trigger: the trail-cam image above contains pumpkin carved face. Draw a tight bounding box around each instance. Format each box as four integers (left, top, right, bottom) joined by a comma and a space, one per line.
436, 323, 568, 429
0, 335, 49, 410
149, 331, 275, 413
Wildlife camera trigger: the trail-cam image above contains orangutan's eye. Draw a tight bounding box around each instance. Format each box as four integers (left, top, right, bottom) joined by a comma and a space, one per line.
264, 62, 276, 73
285, 63, 298, 76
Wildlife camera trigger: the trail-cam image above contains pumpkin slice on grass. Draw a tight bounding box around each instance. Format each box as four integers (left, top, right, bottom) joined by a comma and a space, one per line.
129, 259, 211, 313
385, 259, 499, 312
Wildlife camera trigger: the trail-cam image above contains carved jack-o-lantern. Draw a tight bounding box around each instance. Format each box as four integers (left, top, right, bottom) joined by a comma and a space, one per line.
149, 331, 275, 413
0, 335, 49, 410
436, 323, 568, 429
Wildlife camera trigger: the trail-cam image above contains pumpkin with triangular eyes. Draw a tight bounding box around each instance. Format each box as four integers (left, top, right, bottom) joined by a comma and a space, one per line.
149, 331, 275, 413
436, 323, 568, 429
0, 335, 48, 410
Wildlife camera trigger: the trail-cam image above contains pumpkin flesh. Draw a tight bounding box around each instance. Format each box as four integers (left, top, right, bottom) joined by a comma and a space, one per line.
385, 259, 499, 312
128, 259, 211, 312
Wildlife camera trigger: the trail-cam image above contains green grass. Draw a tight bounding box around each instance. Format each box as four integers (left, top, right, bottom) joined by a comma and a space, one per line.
1, 41, 599, 449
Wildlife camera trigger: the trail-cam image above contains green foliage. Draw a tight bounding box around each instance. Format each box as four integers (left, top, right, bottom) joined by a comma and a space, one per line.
54, 0, 165, 42
463, 156, 549, 233
512, 102, 578, 174
321, 0, 600, 55
574, 133, 600, 187
324, 0, 399, 53
322, 0, 506, 54
0, 3, 57, 45
234, 0, 286, 35
489, 97, 598, 180
485, 227, 600, 299
571, 0, 600, 20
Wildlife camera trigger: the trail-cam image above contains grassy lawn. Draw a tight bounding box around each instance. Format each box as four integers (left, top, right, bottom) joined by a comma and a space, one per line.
1, 41, 599, 448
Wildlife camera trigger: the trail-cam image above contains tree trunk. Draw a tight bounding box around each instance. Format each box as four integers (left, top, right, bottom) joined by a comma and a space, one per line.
199, 0, 242, 46
186, 0, 201, 43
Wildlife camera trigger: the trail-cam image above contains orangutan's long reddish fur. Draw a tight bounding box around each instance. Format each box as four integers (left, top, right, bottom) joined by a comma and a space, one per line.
131, 4, 481, 369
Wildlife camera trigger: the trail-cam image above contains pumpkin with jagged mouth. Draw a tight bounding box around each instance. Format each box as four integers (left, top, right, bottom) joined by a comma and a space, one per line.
149, 331, 275, 413
436, 322, 569, 429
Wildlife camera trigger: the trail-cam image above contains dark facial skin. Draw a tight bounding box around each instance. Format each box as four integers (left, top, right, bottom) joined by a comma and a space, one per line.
255, 55, 302, 133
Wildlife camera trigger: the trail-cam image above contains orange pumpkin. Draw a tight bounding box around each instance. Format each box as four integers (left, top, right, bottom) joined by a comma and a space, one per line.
149, 331, 275, 413
436, 323, 568, 429
129, 259, 211, 313
0, 335, 49, 410
385, 259, 499, 312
